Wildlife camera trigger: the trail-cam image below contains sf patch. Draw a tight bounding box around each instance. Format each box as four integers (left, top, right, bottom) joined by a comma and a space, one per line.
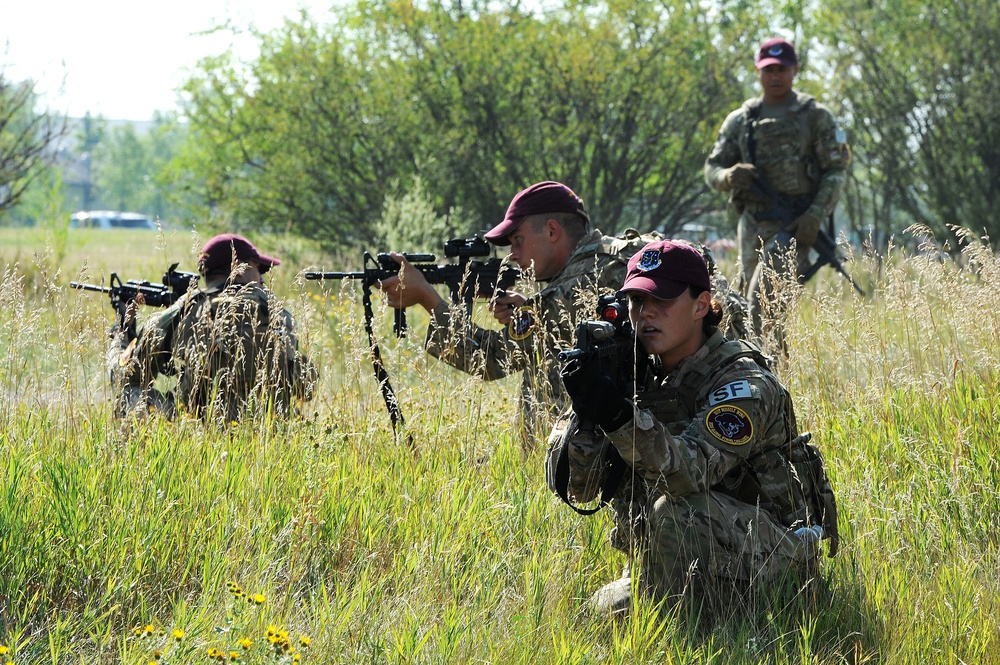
508, 305, 537, 341
705, 404, 753, 446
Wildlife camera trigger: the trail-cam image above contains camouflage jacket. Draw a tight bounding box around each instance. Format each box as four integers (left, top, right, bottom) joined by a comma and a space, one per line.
426, 228, 645, 440
704, 90, 848, 221
111, 280, 317, 421
547, 329, 838, 551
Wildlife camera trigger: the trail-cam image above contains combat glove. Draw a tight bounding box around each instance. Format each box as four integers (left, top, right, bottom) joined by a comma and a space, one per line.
560, 358, 632, 432
792, 212, 823, 248
721, 163, 757, 191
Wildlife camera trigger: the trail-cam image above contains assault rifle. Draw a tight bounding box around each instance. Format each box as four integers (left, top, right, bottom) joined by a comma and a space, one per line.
71, 263, 199, 333
749, 179, 866, 296
553, 294, 645, 515
304, 236, 520, 437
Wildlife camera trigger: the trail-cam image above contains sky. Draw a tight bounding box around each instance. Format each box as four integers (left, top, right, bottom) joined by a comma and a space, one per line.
2, 0, 334, 122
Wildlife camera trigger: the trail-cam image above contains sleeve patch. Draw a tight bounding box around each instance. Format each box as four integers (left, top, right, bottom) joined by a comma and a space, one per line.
705, 404, 754, 446
708, 380, 753, 405
508, 305, 537, 341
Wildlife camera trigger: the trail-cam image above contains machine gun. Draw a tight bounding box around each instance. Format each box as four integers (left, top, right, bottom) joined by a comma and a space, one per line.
71, 263, 199, 334
304, 236, 520, 437
552, 294, 646, 515
748, 179, 866, 296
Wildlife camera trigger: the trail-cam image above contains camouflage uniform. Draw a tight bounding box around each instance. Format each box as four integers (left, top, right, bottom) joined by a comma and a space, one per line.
546, 329, 837, 603
705, 90, 848, 335
110, 279, 317, 422
426, 229, 648, 445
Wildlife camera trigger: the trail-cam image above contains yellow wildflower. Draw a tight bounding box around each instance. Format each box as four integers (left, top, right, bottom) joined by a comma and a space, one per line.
299, 635, 311, 647
172, 629, 185, 641
238, 637, 252, 649
252, 593, 265, 605
229, 651, 240, 661
0, 646, 8, 655
266, 625, 278, 638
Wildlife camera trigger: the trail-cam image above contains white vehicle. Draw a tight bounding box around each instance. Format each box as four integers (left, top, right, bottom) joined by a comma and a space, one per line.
69, 210, 158, 230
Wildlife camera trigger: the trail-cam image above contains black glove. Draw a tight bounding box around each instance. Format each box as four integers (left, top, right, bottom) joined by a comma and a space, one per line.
560, 357, 632, 432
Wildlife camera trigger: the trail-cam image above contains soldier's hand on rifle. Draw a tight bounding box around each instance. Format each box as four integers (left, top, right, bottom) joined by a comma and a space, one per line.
721, 163, 758, 191
489, 291, 527, 325
560, 357, 632, 432
112, 298, 140, 343
792, 212, 823, 248
377, 252, 446, 312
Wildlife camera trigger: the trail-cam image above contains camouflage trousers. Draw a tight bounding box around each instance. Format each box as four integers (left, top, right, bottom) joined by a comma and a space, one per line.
639, 490, 803, 602
738, 213, 813, 349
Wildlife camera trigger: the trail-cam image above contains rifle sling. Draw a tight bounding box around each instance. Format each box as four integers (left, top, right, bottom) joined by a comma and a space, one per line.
553, 416, 628, 516
362, 284, 405, 437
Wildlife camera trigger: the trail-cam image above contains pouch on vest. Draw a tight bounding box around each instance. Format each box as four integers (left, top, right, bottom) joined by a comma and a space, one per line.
746, 433, 839, 557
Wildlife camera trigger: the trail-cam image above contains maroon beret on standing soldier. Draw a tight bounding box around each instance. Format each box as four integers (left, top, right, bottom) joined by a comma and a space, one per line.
755, 37, 798, 69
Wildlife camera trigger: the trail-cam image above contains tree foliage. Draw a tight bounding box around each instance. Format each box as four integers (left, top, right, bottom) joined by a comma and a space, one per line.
819, 0, 1000, 244
177, 1, 750, 250
0, 73, 65, 217
90, 112, 188, 223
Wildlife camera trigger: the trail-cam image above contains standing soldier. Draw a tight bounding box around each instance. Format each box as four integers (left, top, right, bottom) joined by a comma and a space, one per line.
704, 37, 849, 345
110, 233, 317, 422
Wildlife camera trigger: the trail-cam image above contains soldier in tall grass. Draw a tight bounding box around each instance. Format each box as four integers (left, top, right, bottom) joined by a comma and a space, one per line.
379, 181, 648, 449
549, 240, 837, 617
109, 233, 317, 422
705, 37, 849, 347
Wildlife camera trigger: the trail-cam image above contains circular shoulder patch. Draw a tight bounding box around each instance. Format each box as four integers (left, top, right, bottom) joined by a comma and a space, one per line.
705, 404, 754, 446
508, 306, 536, 341
119, 337, 138, 366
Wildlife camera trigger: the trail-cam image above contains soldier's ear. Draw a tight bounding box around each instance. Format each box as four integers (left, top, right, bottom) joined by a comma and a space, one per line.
693, 290, 712, 319
545, 218, 562, 242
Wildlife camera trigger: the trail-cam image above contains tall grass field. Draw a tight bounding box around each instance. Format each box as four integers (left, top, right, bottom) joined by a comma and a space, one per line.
0, 225, 997, 664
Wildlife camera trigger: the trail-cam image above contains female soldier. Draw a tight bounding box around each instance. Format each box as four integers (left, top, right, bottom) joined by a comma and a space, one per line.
547, 239, 837, 615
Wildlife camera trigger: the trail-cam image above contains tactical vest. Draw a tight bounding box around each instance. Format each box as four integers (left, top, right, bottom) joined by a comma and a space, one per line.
635, 337, 769, 433
743, 94, 821, 200
637, 336, 839, 554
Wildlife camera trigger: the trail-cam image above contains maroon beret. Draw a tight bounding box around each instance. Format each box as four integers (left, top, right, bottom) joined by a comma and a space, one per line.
484, 181, 590, 246
198, 233, 280, 274
621, 240, 711, 300
756, 38, 797, 70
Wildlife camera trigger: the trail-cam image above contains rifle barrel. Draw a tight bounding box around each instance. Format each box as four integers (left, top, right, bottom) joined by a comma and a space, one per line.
304, 271, 367, 280
70, 281, 111, 293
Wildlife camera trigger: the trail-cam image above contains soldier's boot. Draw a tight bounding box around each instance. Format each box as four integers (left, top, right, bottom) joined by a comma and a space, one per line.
589, 576, 631, 617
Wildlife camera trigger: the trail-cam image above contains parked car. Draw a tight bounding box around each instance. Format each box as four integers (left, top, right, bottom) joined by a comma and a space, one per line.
69, 210, 158, 230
